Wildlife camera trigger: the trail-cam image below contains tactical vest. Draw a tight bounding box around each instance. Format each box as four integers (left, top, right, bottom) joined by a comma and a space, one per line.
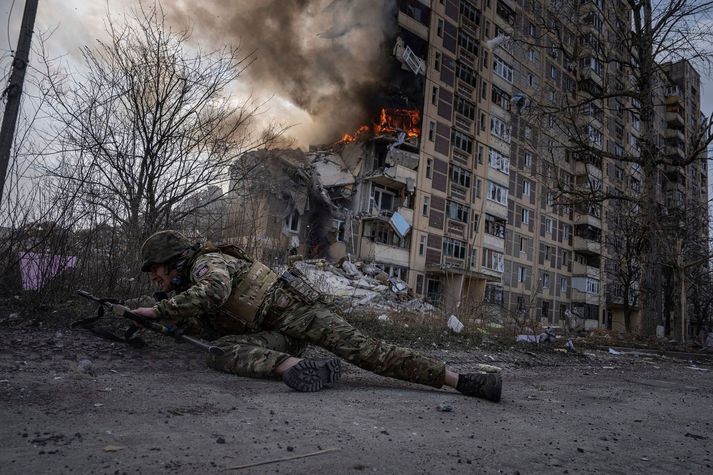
186, 243, 279, 332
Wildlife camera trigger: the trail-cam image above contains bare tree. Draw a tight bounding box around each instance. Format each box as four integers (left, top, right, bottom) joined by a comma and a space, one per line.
604, 200, 644, 333
38, 3, 278, 245
507, 0, 713, 336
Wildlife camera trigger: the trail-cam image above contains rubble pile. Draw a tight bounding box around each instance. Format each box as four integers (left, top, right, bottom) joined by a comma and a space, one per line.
287, 258, 437, 314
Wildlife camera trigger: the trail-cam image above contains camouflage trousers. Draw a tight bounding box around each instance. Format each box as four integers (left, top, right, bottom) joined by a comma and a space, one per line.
208, 286, 446, 388
207, 331, 306, 379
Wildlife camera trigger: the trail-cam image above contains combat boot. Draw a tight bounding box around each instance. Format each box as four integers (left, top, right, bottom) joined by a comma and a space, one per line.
282, 358, 342, 392
456, 372, 502, 402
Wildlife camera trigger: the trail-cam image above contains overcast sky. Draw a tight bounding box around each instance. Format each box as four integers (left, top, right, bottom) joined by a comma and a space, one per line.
2, 0, 713, 148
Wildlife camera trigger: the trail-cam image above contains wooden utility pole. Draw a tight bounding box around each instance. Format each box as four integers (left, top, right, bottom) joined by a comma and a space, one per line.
0, 0, 39, 209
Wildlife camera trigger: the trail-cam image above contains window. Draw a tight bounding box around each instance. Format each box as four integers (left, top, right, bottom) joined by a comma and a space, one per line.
560, 277, 568, 293
434, 51, 442, 71
544, 245, 551, 261
489, 148, 510, 174
493, 56, 514, 82
561, 250, 569, 267
542, 272, 550, 289
525, 151, 533, 167
519, 236, 526, 253
372, 186, 395, 212
491, 86, 511, 110
545, 217, 553, 234
442, 237, 467, 259
458, 29, 478, 55
550, 65, 560, 81
455, 95, 476, 120
419, 235, 427, 256
490, 116, 510, 141
286, 209, 300, 232
456, 61, 477, 87
460, 0, 481, 25
524, 127, 532, 140
484, 214, 505, 238
437, 18, 444, 37
585, 125, 603, 147
428, 121, 436, 142
523, 179, 531, 196
450, 165, 472, 187
416, 274, 425, 295
451, 129, 474, 154
521, 208, 530, 224
546, 192, 554, 207
426, 158, 433, 179
527, 74, 538, 87
431, 85, 439, 105
422, 195, 430, 216
615, 166, 625, 181
527, 48, 538, 62
518, 266, 527, 283
483, 248, 505, 272
446, 200, 469, 223
586, 278, 600, 294
527, 22, 537, 37
487, 181, 508, 205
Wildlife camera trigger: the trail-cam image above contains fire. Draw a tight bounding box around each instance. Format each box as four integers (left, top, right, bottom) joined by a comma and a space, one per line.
337, 108, 421, 144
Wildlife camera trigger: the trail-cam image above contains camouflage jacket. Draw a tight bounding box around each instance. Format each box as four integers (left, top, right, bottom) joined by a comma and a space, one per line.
154, 252, 257, 336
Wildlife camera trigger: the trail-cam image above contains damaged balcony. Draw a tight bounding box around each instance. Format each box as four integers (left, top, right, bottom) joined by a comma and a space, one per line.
363, 136, 419, 191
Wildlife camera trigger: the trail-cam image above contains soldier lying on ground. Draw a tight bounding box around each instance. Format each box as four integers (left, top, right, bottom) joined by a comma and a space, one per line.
127, 231, 502, 402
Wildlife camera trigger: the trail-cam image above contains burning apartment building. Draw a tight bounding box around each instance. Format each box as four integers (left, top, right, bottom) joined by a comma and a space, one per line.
224, 0, 709, 334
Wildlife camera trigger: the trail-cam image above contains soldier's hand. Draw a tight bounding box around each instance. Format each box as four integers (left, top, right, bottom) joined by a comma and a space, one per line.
132, 307, 160, 320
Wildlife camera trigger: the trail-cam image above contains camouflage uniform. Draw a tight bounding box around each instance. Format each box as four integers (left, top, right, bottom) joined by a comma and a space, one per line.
151, 250, 446, 388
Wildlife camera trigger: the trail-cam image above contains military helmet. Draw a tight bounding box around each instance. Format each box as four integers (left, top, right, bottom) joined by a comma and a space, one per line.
140, 230, 192, 272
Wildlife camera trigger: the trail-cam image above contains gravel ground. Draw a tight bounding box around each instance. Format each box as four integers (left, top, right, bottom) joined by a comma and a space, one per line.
1, 316, 712, 474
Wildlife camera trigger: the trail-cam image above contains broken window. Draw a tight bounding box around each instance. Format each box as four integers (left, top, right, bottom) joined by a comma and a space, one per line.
484, 214, 505, 238
488, 148, 510, 174
285, 209, 300, 233
371, 185, 395, 212
426, 158, 433, 179
458, 30, 478, 56
416, 274, 425, 295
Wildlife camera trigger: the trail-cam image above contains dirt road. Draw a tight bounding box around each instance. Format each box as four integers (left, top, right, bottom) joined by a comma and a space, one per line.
1, 320, 712, 474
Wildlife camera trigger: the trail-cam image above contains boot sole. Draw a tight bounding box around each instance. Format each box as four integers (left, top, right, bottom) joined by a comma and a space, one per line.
283, 358, 342, 392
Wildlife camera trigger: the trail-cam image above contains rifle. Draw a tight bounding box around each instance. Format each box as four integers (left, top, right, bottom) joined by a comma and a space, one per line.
73, 290, 225, 356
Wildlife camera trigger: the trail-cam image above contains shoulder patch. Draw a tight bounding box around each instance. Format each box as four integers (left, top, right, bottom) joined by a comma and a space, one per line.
193, 263, 209, 278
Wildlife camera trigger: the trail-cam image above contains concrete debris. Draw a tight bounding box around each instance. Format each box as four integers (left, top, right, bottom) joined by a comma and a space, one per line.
517, 330, 556, 344
377, 314, 390, 322
608, 348, 622, 355
76, 359, 95, 376
290, 259, 438, 314
341, 260, 360, 277
436, 402, 453, 412
565, 339, 576, 353
447, 315, 464, 334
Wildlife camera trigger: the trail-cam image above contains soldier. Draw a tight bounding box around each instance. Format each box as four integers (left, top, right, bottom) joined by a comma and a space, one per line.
129, 231, 502, 401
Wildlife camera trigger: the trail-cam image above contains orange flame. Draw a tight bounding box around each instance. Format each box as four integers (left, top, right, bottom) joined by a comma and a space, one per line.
337, 108, 421, 144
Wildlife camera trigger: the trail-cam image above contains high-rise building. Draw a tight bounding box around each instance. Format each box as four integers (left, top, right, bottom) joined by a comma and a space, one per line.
395, 0, 708, 334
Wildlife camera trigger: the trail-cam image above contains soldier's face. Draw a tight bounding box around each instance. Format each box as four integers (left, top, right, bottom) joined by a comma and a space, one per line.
148, 264, 177, 291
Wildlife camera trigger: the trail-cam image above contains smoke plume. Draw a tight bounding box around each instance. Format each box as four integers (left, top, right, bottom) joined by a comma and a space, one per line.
165, 0, 399, 146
